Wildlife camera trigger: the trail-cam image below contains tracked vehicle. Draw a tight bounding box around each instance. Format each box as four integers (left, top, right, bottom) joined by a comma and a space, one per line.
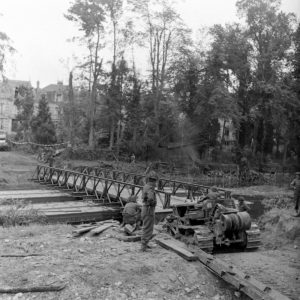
164, 197, 261, 253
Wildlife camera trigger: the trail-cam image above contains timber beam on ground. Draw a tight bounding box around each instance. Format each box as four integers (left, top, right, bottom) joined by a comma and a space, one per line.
74, 166, 232, 200
155, 236, 291, 300
32, 165, 173, 209
195, 249, 290, 300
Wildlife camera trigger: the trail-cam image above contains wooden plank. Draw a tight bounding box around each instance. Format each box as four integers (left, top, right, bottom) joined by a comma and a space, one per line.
0, 283, 66, 293
155, 237, 197, 261
116, 235, 141, 242
72, 226, 97, 235
90, 223, 115, 235
117, 235, 141, 242
0, 254, 43, 257
195, 249, 291, 300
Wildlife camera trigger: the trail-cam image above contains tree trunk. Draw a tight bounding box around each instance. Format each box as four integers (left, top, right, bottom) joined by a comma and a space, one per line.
282, 140, 289, 166
68, 72, 75, 147
263, 120, 273, 155
116, 120, 121, 157
88, 76, 97, 148
220, 119, 226, 150
132, 126, 137, 152
109, 119, 115, 150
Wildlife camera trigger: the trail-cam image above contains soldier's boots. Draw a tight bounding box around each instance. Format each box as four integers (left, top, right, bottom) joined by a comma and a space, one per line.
140, 242, 153, 252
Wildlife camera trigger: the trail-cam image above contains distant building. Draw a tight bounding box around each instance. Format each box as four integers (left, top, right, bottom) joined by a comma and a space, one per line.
0, 79, 68, 134
0, 79, 31, 134
36, 81, 68, 126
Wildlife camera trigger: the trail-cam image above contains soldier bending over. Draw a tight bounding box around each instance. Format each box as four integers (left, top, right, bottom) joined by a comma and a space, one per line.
122, 195, 141, 232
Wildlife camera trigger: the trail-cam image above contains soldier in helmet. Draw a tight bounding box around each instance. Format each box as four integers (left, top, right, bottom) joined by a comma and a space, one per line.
238, 196, 250, 213
290, 172, 300, 217
140, 171, 158, 252
122, 195, 141, 227
203, 187, 220, 201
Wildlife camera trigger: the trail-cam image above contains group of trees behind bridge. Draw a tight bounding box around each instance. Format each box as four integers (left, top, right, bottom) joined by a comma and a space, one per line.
2, 0, 300, 167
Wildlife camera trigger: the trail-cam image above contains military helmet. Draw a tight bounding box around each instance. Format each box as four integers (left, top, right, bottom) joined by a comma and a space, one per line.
128, 195, 137, 202
147, 170, 158, 181
239, 196, 245, 202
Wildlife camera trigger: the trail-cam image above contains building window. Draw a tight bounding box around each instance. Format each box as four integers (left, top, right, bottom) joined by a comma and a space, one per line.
12, 119, 18, 132
0, 102, 4, 115
224, 128, 230, 136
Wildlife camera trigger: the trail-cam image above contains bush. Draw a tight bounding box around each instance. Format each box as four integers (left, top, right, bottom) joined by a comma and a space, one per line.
0, 199, 46, 227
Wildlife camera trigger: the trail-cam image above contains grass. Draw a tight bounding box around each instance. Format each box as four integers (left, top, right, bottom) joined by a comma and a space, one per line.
0, 198, 46, 227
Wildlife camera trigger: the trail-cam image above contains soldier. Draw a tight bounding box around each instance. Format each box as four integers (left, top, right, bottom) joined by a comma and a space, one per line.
130, 153, 136, 164
290, 172, 300, 217
122, 195, 141, 227
141, 171, 158, 252
202, 187, 220, 201
47, 148, 55, 167
238, 197, 250, 212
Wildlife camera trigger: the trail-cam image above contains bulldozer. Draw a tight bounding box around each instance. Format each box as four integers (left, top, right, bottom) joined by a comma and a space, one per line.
164, 196, 261, 253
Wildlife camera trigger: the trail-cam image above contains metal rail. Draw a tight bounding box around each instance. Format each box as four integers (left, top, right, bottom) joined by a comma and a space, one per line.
32, 165, 172, 208
73, 166, 232, 200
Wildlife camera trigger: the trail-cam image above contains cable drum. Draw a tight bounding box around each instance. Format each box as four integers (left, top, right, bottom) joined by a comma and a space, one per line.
220, 214, 233, 232
221, 212, 251, 232
231, 213, 241, 232
237, 211, 251, 230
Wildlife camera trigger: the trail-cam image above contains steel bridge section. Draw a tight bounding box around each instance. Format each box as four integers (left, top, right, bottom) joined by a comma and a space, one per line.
33, 165, 172, 209
73, 166, 232, 201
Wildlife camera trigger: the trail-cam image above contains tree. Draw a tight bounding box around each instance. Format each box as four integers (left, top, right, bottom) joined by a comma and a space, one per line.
0, 30, 15, 77
123, 71, 143, 153
14, 85, 34, 141
236, 0, 296, 155
289, 22, 300, 167
98, 0, 124, 150
129, 0, 191, 140
65, 0, 106, 148
207, 24, 252, 148
30, 96, 56, 144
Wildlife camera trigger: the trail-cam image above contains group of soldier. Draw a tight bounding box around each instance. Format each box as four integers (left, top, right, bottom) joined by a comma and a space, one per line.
122, 171, 158, 252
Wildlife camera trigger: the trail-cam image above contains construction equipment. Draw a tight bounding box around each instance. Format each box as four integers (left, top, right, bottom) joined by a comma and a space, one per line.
164, 196, 261, 253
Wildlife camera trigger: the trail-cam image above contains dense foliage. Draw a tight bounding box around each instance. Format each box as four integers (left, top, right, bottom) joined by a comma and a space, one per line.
10, 0, 300, 167
30, 96, 57, 145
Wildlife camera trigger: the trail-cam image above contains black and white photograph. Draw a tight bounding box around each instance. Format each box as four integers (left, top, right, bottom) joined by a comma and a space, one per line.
0, 0, 299, 299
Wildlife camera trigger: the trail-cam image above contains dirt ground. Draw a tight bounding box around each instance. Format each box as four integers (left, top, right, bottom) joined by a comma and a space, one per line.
0, 151, 37, 189
0, 225, 238, 300
0, 151, 299, 300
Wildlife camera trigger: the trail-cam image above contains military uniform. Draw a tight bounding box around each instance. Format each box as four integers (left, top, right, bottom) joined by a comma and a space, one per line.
141, 182, 157, 250
238, 201, 250, 212
122, 202, 141, 225
205, 191, 219, 201
291, 174, 300, 215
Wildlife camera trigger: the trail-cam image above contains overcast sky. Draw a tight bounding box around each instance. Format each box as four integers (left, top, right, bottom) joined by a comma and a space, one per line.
1, 0, 299, 88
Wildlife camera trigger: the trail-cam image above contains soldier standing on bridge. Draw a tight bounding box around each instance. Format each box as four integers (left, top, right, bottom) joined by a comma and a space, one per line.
141, 171, 158, 252
290, 172, 300, 217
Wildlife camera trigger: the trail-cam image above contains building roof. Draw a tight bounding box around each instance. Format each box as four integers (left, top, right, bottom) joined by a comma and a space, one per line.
42, 83, 68, 93
7, 79, 31, 84
0, 79, 31, 89
0, 79, 31, 98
